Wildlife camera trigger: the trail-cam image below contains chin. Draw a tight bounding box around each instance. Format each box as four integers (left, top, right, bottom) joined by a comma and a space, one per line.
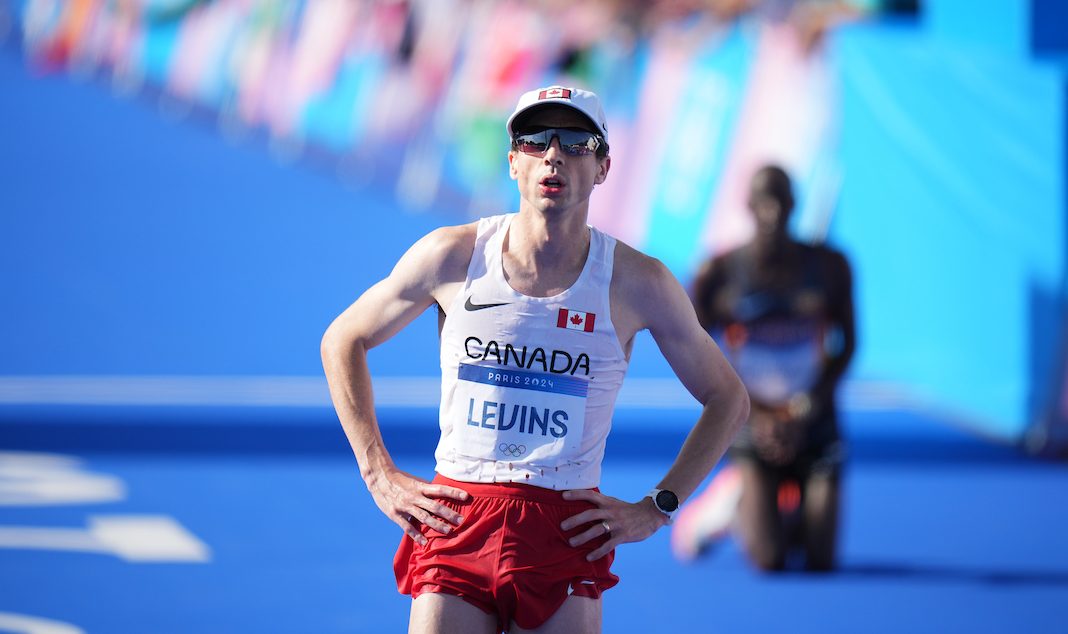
534, 198, 565, 212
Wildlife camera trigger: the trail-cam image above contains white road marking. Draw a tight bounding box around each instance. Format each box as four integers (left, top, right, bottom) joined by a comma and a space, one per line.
0, 452, 124, 506
0, 515, 211, 562
0, 612, 85, 634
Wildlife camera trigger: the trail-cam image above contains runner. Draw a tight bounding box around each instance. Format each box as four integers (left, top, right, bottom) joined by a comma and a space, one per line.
322, 85, 749, 632
676, 164, 855, 571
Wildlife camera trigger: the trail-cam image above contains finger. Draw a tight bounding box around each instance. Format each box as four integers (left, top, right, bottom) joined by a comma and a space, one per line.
567, 525, 604, 548
409, 507, 454, 535
424, 484, 470, 501
398, 515, 427, 545
414, 499, 465, 527
585, 540, 615, 562
561, 488, 601, 503
560, 508, 603, 531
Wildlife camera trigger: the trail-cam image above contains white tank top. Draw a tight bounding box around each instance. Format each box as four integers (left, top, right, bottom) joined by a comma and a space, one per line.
435, 214, 629, 490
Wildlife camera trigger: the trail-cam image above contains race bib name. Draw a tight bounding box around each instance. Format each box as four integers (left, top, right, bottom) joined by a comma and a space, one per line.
451, 363, 589, 463
466, 399, 569, 438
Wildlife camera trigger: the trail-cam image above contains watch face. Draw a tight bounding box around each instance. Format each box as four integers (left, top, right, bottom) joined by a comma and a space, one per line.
656, 490, 679, 513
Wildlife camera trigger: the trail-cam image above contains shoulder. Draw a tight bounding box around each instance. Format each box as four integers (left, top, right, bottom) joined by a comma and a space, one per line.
611, 240, 691, 329
391, 221, 478, 290
808, 243, 852, 276
613, 239, 675, 292
414, 222, 477, 265
695, 248, 742, 279
803, 243, 853, 302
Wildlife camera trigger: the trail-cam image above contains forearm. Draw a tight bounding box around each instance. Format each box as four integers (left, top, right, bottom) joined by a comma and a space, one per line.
321, 334, 396, 482
810, 348, 855, 408
321, 325, 470, 542
656, 387, 749, 504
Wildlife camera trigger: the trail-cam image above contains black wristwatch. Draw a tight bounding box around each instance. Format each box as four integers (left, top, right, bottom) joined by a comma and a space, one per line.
647, 488, 680, 522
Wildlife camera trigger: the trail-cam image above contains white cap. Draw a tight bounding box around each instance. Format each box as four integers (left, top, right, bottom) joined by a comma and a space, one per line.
505, 86, 609, 145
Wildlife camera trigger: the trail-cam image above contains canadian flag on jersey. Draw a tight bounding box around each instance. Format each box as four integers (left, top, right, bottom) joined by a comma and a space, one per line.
557, 308, 596, 332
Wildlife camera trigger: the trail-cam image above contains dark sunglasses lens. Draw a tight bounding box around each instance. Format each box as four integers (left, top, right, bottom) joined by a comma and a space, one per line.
515, 131, 550, 154
554, 130, 599, 155
514, 129, 600, 156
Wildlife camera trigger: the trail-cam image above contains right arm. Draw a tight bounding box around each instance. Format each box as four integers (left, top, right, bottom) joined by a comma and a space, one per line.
320, 224, 474, 544
691, 254, 731, 330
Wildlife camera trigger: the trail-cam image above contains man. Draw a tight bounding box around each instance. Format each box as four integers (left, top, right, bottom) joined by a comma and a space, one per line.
321, 85, 749, 633
675, 164, 855, 572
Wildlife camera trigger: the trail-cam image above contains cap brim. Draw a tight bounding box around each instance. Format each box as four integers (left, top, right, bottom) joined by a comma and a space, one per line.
506, 102, 602, 138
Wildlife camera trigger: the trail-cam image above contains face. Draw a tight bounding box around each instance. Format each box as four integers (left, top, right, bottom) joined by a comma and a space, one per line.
748, 170, 793, 240
508, 107, 610, 216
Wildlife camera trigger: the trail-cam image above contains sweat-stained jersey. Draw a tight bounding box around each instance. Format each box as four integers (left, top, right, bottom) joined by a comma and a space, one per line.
435, 214, 629, 490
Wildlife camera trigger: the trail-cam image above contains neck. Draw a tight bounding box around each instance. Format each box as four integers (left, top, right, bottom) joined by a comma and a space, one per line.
509, 208, 591, 268
751, 232, 795, 261
747, 234, 798, 268
501, 208, 592, 297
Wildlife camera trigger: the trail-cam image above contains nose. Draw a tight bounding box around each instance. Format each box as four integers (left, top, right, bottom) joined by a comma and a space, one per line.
542, 136, 565, 164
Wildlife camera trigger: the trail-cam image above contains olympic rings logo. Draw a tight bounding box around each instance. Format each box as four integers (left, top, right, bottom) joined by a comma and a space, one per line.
498, 443, 527, 457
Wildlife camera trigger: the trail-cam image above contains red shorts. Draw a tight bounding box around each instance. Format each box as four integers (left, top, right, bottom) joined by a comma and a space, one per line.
394, 474, 619, 631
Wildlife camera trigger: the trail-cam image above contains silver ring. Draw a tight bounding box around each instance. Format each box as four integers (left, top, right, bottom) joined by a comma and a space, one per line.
601, 520, 611, 534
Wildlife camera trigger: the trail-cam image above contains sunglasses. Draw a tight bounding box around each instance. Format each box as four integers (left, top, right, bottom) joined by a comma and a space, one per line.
512, 128, 605, 157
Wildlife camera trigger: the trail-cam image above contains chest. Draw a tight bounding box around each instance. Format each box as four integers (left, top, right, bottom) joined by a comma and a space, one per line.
716, 261, 833, 323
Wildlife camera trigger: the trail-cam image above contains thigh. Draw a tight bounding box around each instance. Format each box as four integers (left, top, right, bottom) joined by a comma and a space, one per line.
409, 593, 497, 634
801, 471, 841, 571
735, 458, 787, 571
511, 596, 601, 634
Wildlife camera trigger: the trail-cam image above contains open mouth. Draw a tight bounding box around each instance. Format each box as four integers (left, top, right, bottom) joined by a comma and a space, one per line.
540, 176, 565, 192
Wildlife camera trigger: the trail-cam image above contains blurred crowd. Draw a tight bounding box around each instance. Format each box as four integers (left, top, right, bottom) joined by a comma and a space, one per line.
6, 0, 915, 214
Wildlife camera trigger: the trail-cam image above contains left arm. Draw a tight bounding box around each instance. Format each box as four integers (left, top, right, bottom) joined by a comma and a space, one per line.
562, 251, 750, 560
811, 250, 856, 405
780, 249, 857, 421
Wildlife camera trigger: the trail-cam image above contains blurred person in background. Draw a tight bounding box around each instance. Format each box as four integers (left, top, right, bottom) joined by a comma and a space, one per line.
322, 85, 749, 633
673, 164, 855, 572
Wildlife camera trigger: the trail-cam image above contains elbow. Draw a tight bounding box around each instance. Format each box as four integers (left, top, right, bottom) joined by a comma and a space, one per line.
697, 375, 750, 433
725, 372, 750, 433
737, 389, 751, 429
320, 321, 367, 369
320, 322, 341, 364
732, 381, 751, 432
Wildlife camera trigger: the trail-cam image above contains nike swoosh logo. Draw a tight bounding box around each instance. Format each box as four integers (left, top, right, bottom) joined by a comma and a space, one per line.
568, 580, 596, 595
465, 297, 510, 311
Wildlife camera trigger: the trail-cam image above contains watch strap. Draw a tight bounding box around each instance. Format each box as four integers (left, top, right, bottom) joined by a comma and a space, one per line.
646, 488, 679, 521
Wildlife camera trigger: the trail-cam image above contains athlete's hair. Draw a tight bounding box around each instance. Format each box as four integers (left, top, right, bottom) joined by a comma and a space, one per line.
751, 165, 794, 212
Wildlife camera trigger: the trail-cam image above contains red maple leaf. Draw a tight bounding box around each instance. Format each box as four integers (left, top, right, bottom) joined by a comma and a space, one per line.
570, 314, 583, 325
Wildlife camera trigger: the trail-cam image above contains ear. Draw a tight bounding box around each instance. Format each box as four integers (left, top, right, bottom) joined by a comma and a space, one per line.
594, 156, 611, 185
508, 150, 519, 180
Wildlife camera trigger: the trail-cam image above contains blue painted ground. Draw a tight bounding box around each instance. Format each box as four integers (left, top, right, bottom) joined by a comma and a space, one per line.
1, 407, 1066, 633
